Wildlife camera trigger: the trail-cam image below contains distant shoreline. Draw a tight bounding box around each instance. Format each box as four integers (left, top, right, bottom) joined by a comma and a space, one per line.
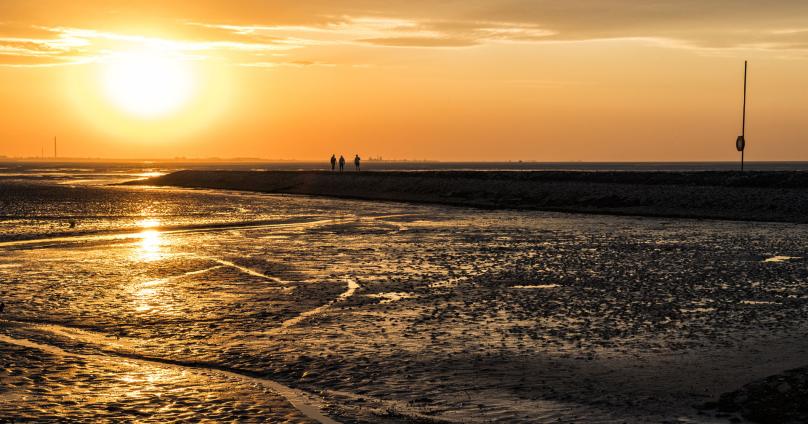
9, 159, 808, 171
128, 170, 808, 223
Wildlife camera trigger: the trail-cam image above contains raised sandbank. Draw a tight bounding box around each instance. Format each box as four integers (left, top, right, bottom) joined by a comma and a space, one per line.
130, 170, 808, 223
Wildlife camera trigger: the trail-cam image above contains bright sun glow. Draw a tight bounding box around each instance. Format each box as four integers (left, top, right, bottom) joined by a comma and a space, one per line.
103, 49, 195, 118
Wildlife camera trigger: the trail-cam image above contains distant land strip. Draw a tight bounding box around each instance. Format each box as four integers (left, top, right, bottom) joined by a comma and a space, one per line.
127, 170, 808, 223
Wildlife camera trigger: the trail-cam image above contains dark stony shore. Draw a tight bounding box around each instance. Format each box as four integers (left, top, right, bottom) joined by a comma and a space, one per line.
129, 170, 808, 223
712, 366, 808, 424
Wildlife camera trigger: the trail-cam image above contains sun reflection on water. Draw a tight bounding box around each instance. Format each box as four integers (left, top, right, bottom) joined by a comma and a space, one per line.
136, 218, 161, 229
137, 230, 164, 262
132, 218, 167, 262
113, 367, 176, 400
133, 278, 166, 313
129, 218, 179, 314
136, 171, 165, 179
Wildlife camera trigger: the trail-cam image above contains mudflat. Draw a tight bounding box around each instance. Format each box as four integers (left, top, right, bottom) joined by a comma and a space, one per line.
3, 179, 808, 422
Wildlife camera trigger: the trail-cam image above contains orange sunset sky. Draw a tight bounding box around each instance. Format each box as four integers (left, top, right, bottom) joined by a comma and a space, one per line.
1, 1, 807, 161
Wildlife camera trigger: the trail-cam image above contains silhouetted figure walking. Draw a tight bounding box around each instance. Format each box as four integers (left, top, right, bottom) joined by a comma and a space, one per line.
330, 154, 337, 171
354, 154, 361, 171
338, 155, 345, 172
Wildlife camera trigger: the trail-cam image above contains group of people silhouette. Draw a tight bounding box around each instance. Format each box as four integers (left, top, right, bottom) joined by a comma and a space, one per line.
330, 154, 361, 172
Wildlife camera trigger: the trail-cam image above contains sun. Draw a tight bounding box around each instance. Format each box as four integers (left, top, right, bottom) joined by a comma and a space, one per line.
102, 49, 195, 119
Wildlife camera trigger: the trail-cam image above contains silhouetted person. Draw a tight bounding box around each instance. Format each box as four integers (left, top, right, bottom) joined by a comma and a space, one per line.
338, 155, 345, 172
354, 154, 361, 171
330, 154, 336, 171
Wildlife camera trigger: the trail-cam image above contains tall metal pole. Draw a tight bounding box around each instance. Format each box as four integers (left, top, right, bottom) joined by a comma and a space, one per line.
741, 61, 747, 172
54, 136, 57, 159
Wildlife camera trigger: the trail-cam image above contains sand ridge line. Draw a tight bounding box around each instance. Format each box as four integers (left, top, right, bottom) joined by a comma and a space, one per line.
0, 331, 341, 424
318, 387, 603, 424
190, 214, 414, 288
358, 213, 417, 221
278, 279, 359, 329
247, 279, 360, 339
319, 388, 461, 423
279, 279, 359, 329
203, 257, 287, 284
178, 265, 225, 277
21, 321, 140, 350
137, 264, 226, 287
0, 334, 68, 356
0, 318, 147, 350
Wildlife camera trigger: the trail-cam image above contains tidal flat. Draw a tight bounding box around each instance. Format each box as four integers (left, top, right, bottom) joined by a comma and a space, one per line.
1, 180, 808, 422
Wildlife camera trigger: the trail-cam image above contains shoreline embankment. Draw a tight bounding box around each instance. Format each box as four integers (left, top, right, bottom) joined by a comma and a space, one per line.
128, 170, 808, 223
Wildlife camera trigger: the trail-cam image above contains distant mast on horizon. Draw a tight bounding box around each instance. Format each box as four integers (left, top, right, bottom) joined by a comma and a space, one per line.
736, 61, 747, 172
54, 136, 57, 159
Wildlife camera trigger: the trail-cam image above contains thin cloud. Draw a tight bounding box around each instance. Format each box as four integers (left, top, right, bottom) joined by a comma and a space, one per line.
240, 59, 337, 68
360, 37, 477, 48
5, 2, 808, 68
189, 13, 808, 54
4, 1, 808, 52
0, 24, 302, 67
194, 17, 558, 48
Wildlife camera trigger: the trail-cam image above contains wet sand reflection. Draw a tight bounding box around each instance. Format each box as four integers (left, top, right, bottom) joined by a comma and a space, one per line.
134, 218, 165, 262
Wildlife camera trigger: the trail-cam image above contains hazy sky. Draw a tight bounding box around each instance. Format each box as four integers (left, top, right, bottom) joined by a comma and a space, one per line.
1, 1, 807, 160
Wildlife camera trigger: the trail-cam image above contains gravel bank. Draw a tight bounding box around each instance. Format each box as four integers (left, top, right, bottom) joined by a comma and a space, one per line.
130, 170, 808, 223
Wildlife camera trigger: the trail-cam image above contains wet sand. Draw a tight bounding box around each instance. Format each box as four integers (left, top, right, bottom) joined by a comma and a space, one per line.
132, 170, 808, 223
2, 182, 808, 422
0, 331, 321, 423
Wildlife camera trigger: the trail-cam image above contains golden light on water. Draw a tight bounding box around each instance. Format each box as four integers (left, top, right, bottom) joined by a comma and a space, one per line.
133, 219, 164, 262
136, 218, 161, 229
113, 366, 177, 401
136, 230, 162, 262
131, 218, 170, 312
136, 171, 166, 178
133, 278, 166, 313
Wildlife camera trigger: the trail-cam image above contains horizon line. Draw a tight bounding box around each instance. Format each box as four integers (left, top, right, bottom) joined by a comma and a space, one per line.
3, 157, 808, 165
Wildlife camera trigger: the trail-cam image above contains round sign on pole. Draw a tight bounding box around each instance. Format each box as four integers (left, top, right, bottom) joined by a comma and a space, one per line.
736, 135, 745, 152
